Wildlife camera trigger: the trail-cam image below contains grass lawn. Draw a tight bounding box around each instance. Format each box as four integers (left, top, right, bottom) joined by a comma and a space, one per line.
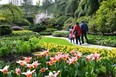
39, 36, 73, 45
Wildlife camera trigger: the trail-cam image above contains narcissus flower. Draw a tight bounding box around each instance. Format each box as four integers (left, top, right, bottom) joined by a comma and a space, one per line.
15, 68, 21, 75
22, 70, 35, 77
0, 65, 9, 74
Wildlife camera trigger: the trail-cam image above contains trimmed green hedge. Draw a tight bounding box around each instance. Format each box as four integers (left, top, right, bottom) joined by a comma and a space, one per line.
52, 30, 69, 37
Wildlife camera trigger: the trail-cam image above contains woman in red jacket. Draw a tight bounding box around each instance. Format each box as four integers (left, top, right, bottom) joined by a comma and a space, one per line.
73, 22, 81, 45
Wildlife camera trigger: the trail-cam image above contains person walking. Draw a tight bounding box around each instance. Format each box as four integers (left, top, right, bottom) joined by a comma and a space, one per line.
73, 22, 81, 45
80, 21, 88, 44
67, 23, 73, 31
67, 23, 73, 40
69, 27, 75, 43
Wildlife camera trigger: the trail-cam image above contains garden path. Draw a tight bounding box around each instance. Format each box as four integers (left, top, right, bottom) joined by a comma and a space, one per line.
45, 36, 115, 50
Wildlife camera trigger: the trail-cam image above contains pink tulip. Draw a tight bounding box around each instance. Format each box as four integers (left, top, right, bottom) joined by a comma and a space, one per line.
22, 70, 35, 77
67, 57, 77, 65
32, 61, 40, 69
16, 60, 27, 66
75, 52, 82, 59
39, 67, 48, 73
47, 60, 53, 66
92, 53, 100, 60
26, 64, 33, 70
71, 50, 77, 55
86, 53, 100, 61
24, 57, 32, 63
15, 68, 21, 75
86, 55, 92, 61
0, 65, 9, 74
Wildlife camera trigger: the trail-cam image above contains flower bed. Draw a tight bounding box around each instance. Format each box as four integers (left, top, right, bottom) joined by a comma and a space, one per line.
0, 45, 116, 77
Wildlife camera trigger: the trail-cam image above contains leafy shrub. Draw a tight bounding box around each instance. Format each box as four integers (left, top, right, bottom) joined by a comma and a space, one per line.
0, 25, 12, 35
14, 19, 31, 26
52, 30, 69, 37
63, 17, 76, 30
39, 28, 57, 35
0, 37, 41, 56
12, 30, 33, 36
96, 0, 116, 34
43, 18, 57, 28
55, 16, 68, 30
32, 24, 46, 32
12, 26, 24, 30
88, 34, 116, 47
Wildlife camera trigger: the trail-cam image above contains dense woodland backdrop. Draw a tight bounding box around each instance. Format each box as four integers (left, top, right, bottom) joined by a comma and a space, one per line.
0, 0, 116, 34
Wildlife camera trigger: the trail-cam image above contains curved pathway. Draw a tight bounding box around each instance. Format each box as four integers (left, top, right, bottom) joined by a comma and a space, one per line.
45, 36, 115, 50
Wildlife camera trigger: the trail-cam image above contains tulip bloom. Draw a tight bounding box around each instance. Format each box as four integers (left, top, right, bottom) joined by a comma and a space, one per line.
75, 52, 82, 59
15, 68, 21, 75
0, 65, 9, 74
86, 53, 100, 61
16, 60, 27, 66
22, 70, 35, 77
45, 70, 60, 77
67, 57, 77, 65
39, 67, 48, 73
32, 61, 40, 69
24, 57, 32, 63
26, 64, 33, 70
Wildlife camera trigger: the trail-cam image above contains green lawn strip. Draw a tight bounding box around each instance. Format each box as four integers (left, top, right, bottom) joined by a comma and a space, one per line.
39, 36, 73, 45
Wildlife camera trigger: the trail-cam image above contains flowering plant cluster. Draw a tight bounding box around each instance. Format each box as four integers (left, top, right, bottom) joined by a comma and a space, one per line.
0, 49, 116, 77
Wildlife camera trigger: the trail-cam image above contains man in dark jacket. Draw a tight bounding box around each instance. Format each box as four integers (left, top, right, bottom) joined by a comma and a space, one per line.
80, 21, 88, 44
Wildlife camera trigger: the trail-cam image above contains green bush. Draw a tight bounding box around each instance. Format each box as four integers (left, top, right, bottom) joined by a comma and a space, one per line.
0, 25, 12, 35
55, 16, 68, 30
88, 34, 116, 47
96, 0, 116, 34
63, 17, 76, 30
32, 24, 46, 32
39, 28, 57, 35
14, 19, 31, 26
52, 30, 69, 37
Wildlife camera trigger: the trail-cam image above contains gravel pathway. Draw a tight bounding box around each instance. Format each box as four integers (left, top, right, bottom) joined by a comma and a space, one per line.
45, 36, 115, 50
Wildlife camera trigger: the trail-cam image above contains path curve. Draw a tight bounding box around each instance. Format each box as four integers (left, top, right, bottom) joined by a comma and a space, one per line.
45, 36, 115, 50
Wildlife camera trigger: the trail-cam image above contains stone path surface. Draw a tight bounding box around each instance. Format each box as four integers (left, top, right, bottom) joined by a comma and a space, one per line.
45, 36, 116, 50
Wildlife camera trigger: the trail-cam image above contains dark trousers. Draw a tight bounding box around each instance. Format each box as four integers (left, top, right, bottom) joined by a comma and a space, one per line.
81, 31, 88, 44
75, 36, 81, 45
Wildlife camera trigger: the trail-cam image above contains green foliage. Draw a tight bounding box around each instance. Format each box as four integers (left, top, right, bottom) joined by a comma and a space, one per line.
32, 24, 46, 32
1, 4, 23, 23
39, 28, 57, 35
0, 25, 12, 35
52, 30, 69, 37
65, 0, 79, 17
96, 0, 116, 33
0, 37, 41, 56
39, 37, 72, 45
88, 34, 116, 47
55, 16, 68, 30
63, 17, 76, 30
14, 19, 31, 26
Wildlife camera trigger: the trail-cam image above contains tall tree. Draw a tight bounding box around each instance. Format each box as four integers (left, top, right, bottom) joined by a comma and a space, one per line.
96, 0, 116, 34
22, 0, 33, 17
0, 4, 23, 23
